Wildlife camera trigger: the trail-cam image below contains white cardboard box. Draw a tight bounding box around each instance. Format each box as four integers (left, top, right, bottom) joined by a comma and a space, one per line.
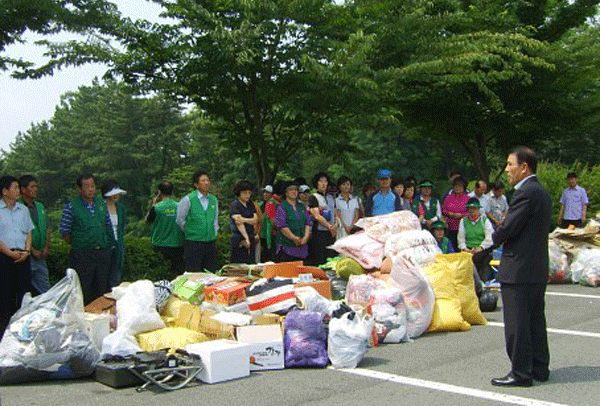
236, 324, 284, 371
80, 312, 111, 351
185, 340, 251, 384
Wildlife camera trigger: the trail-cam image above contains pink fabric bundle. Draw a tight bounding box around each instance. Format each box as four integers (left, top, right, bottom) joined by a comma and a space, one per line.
330, 232, 385, 269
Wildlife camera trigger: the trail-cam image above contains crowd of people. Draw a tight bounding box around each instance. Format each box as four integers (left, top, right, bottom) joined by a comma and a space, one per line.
0, 162, 590, 338
0, 146, 585, 386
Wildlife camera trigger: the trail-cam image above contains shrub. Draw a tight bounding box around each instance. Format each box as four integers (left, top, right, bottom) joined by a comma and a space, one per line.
46, 238, 71, 285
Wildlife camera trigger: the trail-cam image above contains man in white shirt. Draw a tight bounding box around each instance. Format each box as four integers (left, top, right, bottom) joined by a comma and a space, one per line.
469, 179, 491, 215
487, 182, 509, 229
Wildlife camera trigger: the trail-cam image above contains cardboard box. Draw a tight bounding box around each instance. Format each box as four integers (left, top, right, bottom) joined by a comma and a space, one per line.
263, 262, 332, 299
263, 261, 303, 278
295, 266, 332, 299
176, 303, 235, 340
172, 276, 205, 305
252, 313, 285, 325
236, 325, 284, 371
84, 296, 116, 315
185, 340, 251, 384
81, 312, 110, 351
204, 279, 251, 306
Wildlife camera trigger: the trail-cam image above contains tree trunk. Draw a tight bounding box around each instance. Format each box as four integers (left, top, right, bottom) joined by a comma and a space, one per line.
455, 131, 491, 182
255, 159, 276, 188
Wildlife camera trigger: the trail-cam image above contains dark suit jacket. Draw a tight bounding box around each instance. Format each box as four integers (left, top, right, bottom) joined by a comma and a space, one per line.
492, 176, 552, 284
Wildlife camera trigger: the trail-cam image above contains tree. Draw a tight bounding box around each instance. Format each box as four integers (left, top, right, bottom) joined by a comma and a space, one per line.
2, 79, 189, 218
337, 0, 600, 180
0, 0, 118, 71
15, 0, 360, 186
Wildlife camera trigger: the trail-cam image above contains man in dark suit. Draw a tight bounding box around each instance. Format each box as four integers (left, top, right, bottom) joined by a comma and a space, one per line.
490, 147, 552, 387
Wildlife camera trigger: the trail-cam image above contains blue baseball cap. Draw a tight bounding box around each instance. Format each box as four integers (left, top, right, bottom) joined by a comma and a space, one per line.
377, 169, 392, 179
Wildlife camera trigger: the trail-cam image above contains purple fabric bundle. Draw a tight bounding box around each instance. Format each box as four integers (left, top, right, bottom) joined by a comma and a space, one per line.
283, 310, 328, 368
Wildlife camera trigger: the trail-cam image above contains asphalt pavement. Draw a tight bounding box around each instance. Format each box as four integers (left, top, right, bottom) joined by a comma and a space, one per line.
2, 283, 599, 406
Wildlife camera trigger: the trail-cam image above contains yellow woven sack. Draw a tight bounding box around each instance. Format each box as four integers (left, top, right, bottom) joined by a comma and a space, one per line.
434, 253, 487, 326
422, 262, 471, 332
137, 327, 210, 353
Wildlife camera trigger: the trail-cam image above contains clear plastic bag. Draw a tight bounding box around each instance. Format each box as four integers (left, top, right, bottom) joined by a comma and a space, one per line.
571, 248, 600, 286
369, 288, 408, 343
345, 274, 384, 307
0, 269, 100, 384
390, 257, 435, 338
296, 286, 342, 316
328, 311, 374, 369
548, 240, 571, 283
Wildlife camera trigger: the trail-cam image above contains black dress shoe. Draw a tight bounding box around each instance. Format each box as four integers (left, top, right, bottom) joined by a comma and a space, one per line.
491, 375, 533, 387
532, 372, 549, 382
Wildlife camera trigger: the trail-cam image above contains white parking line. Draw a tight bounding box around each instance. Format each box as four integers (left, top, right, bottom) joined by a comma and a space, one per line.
546, 292, 600, 300
487, 322, 600, 339
333, 367, 568, 406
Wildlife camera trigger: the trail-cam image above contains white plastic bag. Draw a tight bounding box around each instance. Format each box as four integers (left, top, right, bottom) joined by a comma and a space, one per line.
101, 280, 165, 358
112, 280, 165, 335
328, 311, 374, 368
101, 330, 142, 358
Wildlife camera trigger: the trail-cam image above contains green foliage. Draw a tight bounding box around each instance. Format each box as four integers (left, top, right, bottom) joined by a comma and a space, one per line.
337, 0, 600, 181
0, 0, 119, 71
15, 0, 359, 186
122, 236, 171, 282
46, 238, 70, 285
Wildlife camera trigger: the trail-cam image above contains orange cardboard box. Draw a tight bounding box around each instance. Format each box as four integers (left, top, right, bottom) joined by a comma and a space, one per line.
296, 266, 332, 299
204, 279, 251, 305
263, 261, 303, 278
263, 262, 331, 299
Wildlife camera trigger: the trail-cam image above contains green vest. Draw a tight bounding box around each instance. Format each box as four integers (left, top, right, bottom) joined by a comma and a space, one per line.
276, 200, 306, 247
440, 236, 450, 254
184, 191, 218, 242
19, 199, 47, 250
415, 198, 439, 220
152, 198, 184, 247
70, 195, 111, 250
464, 215, 487, 249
